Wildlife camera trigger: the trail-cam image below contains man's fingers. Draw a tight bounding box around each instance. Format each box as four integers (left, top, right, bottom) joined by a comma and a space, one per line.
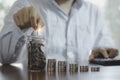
106, 48, 119, 58
17, 10, 24, 28
13, 6, 44, 29
34, 16, 40, 30
89, 49, 109, 61
39, 18, 44, 27
93, 49, 109, 59
89, 54, 94, 61
37, 16, 44, 27
23, 7, 30, 27
89, 48, 119, 62
89, 51, 99, 61
100, 49, 109, 59
33, 13, 44, 30
13, 14, 20, 27
30, 7, 37, 28
30, 14, 36, 27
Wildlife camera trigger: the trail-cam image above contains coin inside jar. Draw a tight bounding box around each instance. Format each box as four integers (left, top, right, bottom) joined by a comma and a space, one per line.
28, 36, 46, 72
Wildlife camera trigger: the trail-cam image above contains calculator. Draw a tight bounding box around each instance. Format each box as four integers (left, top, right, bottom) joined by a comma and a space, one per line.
90, 59, 120, 66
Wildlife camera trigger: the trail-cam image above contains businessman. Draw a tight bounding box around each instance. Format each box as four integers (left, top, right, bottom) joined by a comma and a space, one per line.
0, 0, 118, 64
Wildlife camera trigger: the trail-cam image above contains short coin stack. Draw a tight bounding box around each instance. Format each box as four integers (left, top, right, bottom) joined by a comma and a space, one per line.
80, 66, 89, 72
47, 59, 56, 72
69, 64, 78, 72
91, 66, 100, 72
58, 61, 67, 72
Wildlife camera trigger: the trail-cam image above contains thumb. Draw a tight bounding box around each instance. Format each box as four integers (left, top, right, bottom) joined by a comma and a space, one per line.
33, 17, 42, 30
37, 15, 44, 27
100, 49, 109, 59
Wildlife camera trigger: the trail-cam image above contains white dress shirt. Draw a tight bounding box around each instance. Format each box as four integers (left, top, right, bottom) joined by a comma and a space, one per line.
0, 0, 116, 64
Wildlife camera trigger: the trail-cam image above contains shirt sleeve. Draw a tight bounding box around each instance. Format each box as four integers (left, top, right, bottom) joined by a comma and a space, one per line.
93, 8, 117, 50
0, 0, 34, 64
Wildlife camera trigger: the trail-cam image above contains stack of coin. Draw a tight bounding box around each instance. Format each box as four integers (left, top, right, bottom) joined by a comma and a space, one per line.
69, 64, 78, 72
58, 61, 67, 72
80, 66, 89, 72
47, 59, 56, 72
91, 67, 100, 72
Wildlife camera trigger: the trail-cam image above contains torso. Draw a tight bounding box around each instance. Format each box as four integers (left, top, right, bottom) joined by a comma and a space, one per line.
30, 0, 98, 62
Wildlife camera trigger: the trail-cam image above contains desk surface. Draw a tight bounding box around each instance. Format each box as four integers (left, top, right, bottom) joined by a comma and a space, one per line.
0, 64, 120, 80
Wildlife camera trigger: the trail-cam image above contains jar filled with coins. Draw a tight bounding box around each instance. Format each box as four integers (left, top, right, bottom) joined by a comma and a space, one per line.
27, 35, 46, 71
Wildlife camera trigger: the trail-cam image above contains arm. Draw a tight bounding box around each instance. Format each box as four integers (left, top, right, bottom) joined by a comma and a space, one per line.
93, 8, 117, 50
89, 8, 118, 61
0, 0, 34, 64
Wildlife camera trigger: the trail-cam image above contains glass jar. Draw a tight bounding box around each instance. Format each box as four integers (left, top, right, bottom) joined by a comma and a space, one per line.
27, 36, 46, 71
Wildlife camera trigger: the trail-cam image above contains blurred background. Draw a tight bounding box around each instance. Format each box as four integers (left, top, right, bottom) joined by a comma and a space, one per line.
0, 0, 120, 55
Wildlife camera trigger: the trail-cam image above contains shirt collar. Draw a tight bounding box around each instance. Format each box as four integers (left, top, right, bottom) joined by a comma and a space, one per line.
49, 0, 84, 18
76, 0, 83, 8
51, 0, 83, 9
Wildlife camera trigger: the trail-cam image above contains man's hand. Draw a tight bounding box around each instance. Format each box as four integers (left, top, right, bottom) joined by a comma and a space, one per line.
13, 6, 44, 30
89, 48, 119, 61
